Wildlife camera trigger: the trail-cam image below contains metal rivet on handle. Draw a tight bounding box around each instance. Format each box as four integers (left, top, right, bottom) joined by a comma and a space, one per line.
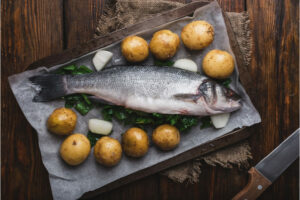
257, 185, 263, 190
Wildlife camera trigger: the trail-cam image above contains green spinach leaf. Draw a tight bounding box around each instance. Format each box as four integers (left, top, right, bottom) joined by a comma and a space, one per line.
200, 116, 212, 129
154, 60, 174, 67
87, 131, 102, 147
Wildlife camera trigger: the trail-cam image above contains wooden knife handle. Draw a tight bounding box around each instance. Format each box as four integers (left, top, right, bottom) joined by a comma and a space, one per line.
232, 167, 272, 200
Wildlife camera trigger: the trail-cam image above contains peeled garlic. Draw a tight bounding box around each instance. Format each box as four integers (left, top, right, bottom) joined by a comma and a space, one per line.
88, 119, 113, 135
210, 113, 230, 129
173, 58, 198, 72
92, 50, 113, 71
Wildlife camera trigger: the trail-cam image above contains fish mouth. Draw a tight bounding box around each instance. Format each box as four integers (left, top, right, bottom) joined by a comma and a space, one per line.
225, 100, 242, 112
221, 88, 242, 112
210, 99, 242, 113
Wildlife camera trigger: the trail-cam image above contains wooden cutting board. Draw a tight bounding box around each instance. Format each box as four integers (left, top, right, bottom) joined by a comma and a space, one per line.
27, 1, 255, 198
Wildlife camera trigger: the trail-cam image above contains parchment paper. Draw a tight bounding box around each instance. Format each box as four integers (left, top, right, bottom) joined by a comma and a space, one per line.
8, 2, 261, 200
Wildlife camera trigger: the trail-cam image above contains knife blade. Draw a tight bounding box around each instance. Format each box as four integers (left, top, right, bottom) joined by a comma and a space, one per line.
233, 128, 299, 200
255, 128, 299, 182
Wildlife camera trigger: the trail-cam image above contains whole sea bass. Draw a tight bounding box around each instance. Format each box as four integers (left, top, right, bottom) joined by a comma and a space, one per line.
30, 65, 241, 116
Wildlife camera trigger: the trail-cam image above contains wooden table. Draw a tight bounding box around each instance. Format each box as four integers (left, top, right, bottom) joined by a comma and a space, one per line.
2, 0, 299, 199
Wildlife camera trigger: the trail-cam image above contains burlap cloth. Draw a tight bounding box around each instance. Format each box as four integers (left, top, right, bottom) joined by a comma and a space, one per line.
95, 0, 253, 183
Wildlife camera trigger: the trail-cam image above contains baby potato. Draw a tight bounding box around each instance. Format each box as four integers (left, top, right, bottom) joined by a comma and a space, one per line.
149, 30, 180, 60
94, 136, 122, 167
122, 127, 149, 158
121, 35, 149, 62
202, 49, 235, 79
181, 20, 214, 50
47, 107, 77, 135
152, 124, 180, 151
60, 133, 91, 166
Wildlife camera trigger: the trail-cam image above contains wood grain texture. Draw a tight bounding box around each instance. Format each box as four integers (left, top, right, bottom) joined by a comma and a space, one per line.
1, 0, 299, 199
218, 0, 246, 12
1, 0, 64, 199
63, 0, 103, 48
245, 0, 299, 199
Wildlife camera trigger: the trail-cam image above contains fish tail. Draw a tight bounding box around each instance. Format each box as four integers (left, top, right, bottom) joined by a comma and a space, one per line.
29, 74, 68, 102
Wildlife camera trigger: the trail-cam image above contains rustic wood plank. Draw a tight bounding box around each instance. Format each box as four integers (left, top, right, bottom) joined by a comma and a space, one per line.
157, 165, 248, 200
244, 0, 299, 199
192, 0, 246, 12
94, 175, 161, 200
218, 0, 246, 12
63, 0, 104, 48
1, 0, 64, 199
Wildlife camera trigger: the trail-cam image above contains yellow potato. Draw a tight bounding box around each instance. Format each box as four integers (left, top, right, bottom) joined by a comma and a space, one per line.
47, 108, 77, 135
202, 49, 234, 79
181, 21, 214, 50
149, 30, 180, 60
60, 133, 91, 166
122, 127, 149, 158
152, 124, 180, 151
121, 35, 149, 62
94, 136, 122, 167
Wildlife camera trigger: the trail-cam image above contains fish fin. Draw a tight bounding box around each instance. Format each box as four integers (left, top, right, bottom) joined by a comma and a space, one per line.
173, 93, 201, 103
88, 96, 115, 105
29, 74, 68, 102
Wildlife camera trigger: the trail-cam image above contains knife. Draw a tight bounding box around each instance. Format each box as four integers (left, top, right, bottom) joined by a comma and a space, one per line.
233, 128, 299, 200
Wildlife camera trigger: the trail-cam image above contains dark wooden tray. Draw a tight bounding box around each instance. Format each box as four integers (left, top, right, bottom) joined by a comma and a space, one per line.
27, 1, 255, 199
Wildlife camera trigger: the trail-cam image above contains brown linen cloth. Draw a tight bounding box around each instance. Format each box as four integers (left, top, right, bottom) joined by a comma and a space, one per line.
95, 0, 253, 183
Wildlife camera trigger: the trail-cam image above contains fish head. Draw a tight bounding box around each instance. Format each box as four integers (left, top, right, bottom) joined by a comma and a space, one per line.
198, 79, 242, 113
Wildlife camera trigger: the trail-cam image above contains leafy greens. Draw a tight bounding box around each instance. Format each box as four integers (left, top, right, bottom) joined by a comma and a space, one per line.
87, 131, 102, 147
154, 59, 174, 67
101, 105, 199, 132
54, 65, 94, 115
